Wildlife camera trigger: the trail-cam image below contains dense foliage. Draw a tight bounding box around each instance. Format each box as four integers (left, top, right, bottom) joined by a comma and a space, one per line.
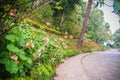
0, 0, 119, 79
0, 0, 82, 79
113, 0, 120, 16
0, 0, 52, 37
0, 21, 79, 79
32, 2, 86, 38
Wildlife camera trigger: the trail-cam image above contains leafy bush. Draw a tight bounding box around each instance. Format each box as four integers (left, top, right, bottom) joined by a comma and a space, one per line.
0, 21, 79, 79
0, 21, 46, 78
82, 39, 100, 52
62, 49, 80, 58
99, 45, 109, 51
30, 64, 55, 80
81, 46, 92, 53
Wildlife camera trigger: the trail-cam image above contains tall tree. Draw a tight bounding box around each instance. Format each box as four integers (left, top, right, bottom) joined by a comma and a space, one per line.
78, 0, 93, 48
113, 28, 120, 48
86, 8, 111, 44
113, 0, 120, 16
51, 0, 81, 27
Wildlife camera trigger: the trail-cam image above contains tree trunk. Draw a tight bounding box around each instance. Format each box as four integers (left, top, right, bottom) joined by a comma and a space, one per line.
59, 12, 66, 34
78, 0, 93, 48
60, 12, 66, 27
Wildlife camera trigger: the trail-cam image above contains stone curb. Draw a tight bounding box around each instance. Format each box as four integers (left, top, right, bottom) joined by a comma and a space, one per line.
81, 53, 95, 64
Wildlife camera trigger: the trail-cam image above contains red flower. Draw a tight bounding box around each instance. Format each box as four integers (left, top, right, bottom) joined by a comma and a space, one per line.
9, 9, 15, 16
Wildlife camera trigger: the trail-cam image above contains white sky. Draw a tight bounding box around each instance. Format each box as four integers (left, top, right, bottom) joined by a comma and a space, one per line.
99, 0, 120, 34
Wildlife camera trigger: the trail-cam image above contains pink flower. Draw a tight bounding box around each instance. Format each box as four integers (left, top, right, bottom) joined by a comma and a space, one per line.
31, 25, 35, 28
44, 37, 49, 43
64, 35, 68, 39
33, 52, 40, 59
46, 22, 51, 26
59, 38, 64, 41
64, 45, 69, 49
9, 9, 15, 16
37, 62, 41, 66
11, 55, 18, 61
26, 40, 34, 48
65, 31, 68, 35
56, 45, 59, 48
40, 47, 45, 51
69, 35, 73, 39
54, 39, 58, 42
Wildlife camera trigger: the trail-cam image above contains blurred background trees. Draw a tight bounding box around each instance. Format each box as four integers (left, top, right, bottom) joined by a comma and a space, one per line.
113, 28, 120, 49
87, 9, 111, 44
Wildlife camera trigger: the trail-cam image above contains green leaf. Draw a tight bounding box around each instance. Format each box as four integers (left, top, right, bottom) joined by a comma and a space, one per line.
6, 35, 17, 42
26, 57, 32, 64
19, 39, 25, 47
19, 55, 27, 60
0, 59, 8, 64
18, 64, 24, 74
0, 51, 9, 58
10, 27, 19, 34
55, 6, 63, 10
5, 60, 18, 74
94, 1, 99, 8
40, 65, 50, 76
7, 44, 20, 53
17, 50, 27, 60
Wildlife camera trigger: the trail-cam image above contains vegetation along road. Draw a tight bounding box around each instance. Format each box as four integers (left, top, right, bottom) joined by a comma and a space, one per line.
54, 49, 120, 80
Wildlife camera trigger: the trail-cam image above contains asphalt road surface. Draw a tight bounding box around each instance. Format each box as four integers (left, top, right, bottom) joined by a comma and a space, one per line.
54, 49, 120, 80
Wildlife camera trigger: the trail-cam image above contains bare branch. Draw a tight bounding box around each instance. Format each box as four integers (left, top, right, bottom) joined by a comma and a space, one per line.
104, 2, 113, 7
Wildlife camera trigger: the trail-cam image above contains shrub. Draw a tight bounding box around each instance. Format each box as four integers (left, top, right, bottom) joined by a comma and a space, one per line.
0, 21, 47, 78
82, 39, 100, 52
81, 46, 92, 53
62, 49, 80, 58
30, 64, 55, 80
25, 18, 64, 35
0, 21, 80, 79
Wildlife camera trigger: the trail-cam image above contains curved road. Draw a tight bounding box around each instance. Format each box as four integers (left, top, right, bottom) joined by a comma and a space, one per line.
54, 49, 120, 80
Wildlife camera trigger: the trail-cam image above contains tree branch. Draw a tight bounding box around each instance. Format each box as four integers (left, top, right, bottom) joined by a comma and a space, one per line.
104, 2, 113, 7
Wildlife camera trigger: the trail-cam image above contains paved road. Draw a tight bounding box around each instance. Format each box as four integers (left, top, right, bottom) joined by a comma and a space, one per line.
83, 49, 120, 80
54, 49, 120, 80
